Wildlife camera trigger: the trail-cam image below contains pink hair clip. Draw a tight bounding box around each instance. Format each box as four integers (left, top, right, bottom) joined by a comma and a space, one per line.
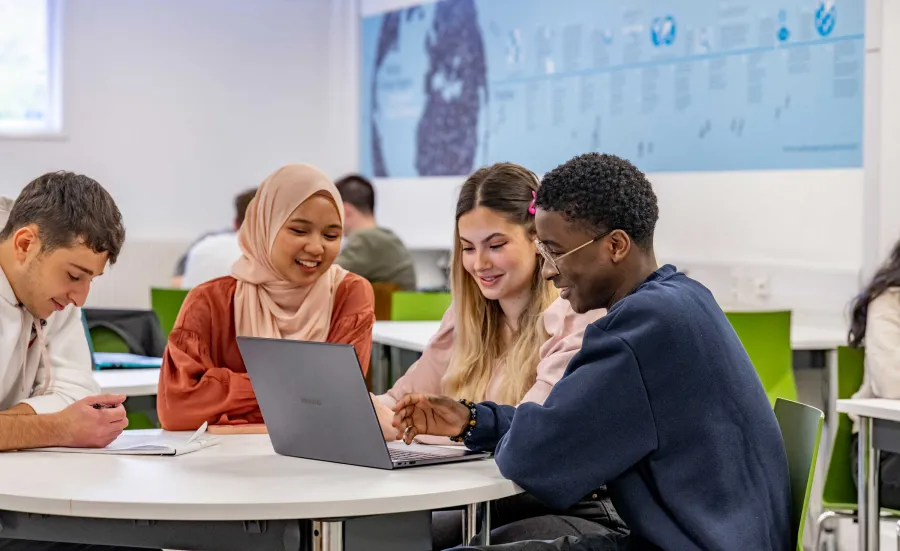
528, 191, 536, 215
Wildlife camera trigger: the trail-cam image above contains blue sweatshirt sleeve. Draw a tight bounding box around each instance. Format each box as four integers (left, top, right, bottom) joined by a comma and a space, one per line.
465, 402, 516, 452
468, 324, 658, 510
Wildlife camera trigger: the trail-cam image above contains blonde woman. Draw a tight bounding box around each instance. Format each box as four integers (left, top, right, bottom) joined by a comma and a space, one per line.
372, 163, 627, 549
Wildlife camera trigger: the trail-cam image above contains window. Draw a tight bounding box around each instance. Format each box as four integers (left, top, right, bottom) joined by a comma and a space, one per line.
0, 0, 60, 135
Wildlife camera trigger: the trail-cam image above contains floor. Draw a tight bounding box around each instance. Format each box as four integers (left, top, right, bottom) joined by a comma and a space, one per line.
828, 517, 900, 550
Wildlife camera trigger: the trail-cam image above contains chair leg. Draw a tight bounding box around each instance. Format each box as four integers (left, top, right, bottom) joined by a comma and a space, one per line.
815, 510, 837, 551
896, 519, 900, 551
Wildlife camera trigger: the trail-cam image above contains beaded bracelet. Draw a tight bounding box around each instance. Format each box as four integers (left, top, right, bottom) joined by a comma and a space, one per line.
449, 399, 478, 442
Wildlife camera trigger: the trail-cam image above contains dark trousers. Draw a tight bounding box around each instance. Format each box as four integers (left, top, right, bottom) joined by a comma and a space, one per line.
434, 492, 629, 551
456, 532, 630, 551
851, 433, 900, 510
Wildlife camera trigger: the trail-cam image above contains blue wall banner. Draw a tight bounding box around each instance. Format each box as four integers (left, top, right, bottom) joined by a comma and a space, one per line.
360, 0, 863, 177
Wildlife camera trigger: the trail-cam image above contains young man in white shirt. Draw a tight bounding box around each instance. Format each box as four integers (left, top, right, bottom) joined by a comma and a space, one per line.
0, 172, 140, 551
175, 187, 256, 288
180, 232, 242, 289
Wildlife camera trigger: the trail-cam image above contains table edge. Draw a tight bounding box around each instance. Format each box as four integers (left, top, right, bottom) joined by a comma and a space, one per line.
0, 482, 523, 521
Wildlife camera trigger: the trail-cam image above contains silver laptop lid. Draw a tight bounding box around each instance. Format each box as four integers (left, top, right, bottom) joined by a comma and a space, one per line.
237, 337, 393, 469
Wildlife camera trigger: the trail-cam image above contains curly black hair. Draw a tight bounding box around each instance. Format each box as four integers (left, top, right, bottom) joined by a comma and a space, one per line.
535, 153, 659, 248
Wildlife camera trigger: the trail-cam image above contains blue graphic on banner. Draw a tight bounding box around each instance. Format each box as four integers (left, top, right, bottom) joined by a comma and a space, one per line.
360, 0, 864, 177
816, 1, 837, 37
651, 16, 676, 47
777, 9, 791, 42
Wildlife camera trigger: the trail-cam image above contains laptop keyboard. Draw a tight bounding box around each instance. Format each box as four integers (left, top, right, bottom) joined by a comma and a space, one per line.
389, 448, 452, 462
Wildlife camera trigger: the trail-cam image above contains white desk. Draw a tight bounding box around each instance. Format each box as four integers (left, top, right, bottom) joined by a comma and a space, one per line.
90, 324, 841, 387
374, 321, 845, 354
372, 321, 441, 353
92, 368, 160, 397
836, 399, 900, 551
790, 325, 846, 351
90, 323, 441, 397
0, 433, 521, 550
91, 323, 845, 398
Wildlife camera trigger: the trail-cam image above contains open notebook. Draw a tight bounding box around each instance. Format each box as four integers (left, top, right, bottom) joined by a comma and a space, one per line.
30, 423, 218, 456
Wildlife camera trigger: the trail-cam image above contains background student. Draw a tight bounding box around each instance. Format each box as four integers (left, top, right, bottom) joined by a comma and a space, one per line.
335, 174, 416, 291
849, 238, 900, 508
157, 164, 375, 431
172, 188, 257, 288
180, 188, 257, 289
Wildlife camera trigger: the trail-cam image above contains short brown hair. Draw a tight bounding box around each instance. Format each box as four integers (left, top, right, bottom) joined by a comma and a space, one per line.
234, 188, 256, 227
335, 174, 375, 214
0, 171, 126, 264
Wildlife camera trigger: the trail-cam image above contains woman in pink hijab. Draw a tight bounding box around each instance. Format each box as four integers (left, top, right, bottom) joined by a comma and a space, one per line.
157, 164, 376, 431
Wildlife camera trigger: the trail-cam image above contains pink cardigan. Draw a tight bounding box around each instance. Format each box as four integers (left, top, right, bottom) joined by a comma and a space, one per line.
378, 297, 605, 407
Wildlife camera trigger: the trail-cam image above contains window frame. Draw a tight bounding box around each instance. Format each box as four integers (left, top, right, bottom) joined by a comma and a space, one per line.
0, 0, 64, 140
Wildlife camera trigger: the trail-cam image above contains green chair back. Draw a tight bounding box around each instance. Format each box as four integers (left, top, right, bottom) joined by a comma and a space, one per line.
390, 292, 452, 321
150, 288, 190, 339
83, 313, 158, 431
126, 413, 156, 430
774, 398, 824, 551
725, 310, 798, 405
88, 326, 130, 354
81, 311, 97, 368
821, 346, 865, 509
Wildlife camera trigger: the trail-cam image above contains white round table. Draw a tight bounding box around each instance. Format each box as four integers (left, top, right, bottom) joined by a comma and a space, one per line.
0, 433, 521, 550
371, 321, 441, 353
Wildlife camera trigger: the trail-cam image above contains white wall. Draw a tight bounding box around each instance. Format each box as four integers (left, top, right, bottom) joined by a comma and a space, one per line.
870, 0, 900, 275
376, 167, 862, 327
379, 170, 863, 270
386, 169, 862, 328
0, 0, 346, 307
652, 169, 863, 330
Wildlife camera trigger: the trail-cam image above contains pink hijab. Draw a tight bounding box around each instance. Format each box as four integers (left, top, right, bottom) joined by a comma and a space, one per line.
231, 164, 348, 341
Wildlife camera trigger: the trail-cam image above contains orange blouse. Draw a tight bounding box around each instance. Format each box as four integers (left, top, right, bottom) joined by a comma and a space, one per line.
157, 274, 375, 430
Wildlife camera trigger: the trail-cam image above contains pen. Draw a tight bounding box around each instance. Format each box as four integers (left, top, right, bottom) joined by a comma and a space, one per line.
92, 404, 118, 409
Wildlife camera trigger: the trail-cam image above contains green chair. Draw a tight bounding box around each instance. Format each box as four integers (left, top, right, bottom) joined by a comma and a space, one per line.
384, 292, 451, 387
150, 287, 190, 339
123, 411, 157, 430
86, 325, 157, 431
725, 310, 798, 405
774, 398, 824, 551
390, 291, 452, 321
815, 346, 900, 549
88, 326, 130, 354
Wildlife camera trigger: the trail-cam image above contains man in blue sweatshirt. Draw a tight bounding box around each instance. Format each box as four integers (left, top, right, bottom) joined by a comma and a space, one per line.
392, 153, 792, 551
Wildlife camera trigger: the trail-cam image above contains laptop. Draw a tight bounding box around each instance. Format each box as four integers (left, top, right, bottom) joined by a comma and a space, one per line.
81, 311, 163, 370
237, 336, 490, 469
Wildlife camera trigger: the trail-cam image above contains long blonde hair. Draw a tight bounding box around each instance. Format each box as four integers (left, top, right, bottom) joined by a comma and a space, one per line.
442, 163, 559, 404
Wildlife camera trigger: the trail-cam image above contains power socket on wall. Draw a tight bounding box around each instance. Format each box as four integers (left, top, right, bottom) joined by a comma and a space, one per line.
674, 259, 856, 330
755, 276, 772, 299
728, 269, 773, 307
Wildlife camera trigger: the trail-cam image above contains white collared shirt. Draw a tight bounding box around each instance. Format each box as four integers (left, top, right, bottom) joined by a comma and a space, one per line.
0, 198, 98, 413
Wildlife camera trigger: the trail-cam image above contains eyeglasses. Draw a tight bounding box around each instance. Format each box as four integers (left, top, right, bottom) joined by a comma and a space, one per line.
534, 231, 610, 275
